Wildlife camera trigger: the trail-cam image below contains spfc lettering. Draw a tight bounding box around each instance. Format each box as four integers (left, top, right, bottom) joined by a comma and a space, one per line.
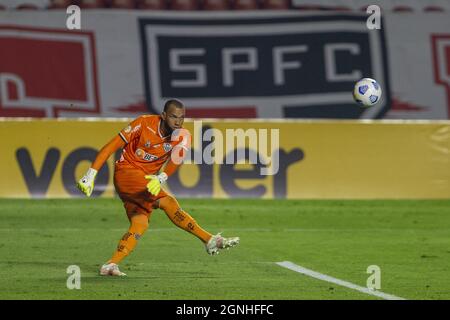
140, 15, 390, 119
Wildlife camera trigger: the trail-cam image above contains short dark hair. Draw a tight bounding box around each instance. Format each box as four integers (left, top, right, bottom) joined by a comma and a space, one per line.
163, 99, 184, 112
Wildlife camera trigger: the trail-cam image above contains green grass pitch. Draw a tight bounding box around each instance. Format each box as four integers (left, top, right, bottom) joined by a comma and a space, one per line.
0, 198, 449, 300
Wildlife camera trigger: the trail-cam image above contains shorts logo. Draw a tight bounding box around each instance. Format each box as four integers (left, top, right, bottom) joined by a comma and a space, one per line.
0, 26, 100, 117
432, 34, 450, 118
139, 15, 391, 119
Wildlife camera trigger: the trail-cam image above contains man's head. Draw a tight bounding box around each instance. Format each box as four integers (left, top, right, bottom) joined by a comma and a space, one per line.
161, 99, 185, 132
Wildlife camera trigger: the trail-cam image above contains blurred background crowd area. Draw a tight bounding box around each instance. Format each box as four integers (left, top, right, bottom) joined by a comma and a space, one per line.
1, 0, 449, 11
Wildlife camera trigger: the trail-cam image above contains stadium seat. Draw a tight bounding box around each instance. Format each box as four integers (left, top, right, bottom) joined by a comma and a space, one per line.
426, 0, 450, 11
292, 4, 324, 10
110, 0, 136, 8
16, 4, 41, 9
201, 0, 230, 10
231, 0, 259, 10
261, 0, 290, 10
327, 6, 351, 11
392, 6, 414, 12
329, 0, 354, 11
355, 0, 415, 12
48, 0, 74, 9
291, 0, 346, 10
170, 0, 198, 10
79, 0, 108, 8
358, 4, 372, 11
423, 6, 445, 12
354, 0, 384, 12
138, 0, 167, 9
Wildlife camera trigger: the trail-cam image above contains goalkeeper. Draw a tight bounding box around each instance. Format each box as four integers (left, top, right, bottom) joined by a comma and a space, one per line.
77, 99, 239, 276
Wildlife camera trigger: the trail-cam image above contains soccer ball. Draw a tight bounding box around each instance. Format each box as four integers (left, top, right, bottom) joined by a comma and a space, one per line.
353, 78, 382, 107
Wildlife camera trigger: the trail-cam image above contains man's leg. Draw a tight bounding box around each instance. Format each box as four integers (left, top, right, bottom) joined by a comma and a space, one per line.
109, 213, 149, 264
100, 213, 149, 276
157, 195, 212, 243
102, 167, 155, 275
157, 195, 240, 255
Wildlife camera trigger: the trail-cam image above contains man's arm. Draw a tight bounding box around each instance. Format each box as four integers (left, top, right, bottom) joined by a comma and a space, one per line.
91, 135, 125, 171
77, 135, 125, 197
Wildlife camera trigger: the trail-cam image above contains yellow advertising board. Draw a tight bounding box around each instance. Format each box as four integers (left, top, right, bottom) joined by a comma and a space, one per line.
0, 119, 449, 199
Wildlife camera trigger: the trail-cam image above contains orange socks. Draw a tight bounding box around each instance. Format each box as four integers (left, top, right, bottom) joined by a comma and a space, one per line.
159, 196, 212, 243
108, 214, 149, 265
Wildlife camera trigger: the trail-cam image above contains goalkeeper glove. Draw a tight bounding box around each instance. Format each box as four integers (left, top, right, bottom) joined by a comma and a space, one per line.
77, 168, 97, 197
145, 172, 168, 196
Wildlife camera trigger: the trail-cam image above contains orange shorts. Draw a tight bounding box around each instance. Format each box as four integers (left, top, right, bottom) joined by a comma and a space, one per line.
114, 165, 167, 219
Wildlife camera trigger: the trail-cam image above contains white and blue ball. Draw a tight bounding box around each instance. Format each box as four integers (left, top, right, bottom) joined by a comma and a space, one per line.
353, 78, 382, 107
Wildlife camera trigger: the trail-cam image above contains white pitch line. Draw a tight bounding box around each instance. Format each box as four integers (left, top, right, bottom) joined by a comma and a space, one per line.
276, 261, 406, 300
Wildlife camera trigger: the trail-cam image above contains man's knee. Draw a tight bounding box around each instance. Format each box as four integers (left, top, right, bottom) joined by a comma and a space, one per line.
158, 195, 179, 211
130, 214, 149, 233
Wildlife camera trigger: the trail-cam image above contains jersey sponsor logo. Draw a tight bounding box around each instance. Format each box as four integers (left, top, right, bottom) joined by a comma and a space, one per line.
163, 142, 172, 152
139, 15, 391, 119
136, 148, 158, 161
135, 148, 144, 157
143, 153, 158, 161
0, 26, 100, 117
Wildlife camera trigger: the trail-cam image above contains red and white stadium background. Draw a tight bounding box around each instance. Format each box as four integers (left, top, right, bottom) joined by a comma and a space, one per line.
0, 10, 449, 119
0, 10, 449, 200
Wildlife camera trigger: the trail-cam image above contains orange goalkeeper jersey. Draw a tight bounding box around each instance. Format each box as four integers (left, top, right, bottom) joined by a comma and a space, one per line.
116, 115, 189, 175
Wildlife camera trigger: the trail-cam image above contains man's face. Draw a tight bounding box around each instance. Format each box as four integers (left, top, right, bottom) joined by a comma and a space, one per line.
162, 105, 185, 131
